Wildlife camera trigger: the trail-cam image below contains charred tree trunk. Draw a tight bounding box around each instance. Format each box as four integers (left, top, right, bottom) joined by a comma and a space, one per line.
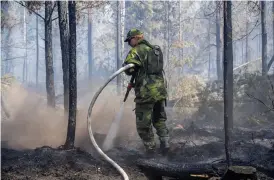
222, 166, 257, 180
23, 7, 27, 82
88, 8, 93, 81
4, 29, 11, 75
179, 0, 183, 64
261, 1, 267, 75
45, 1, 56, 108
116, 1, 121, 95
36, 15, 39, 87
267, 2, 274, 72
167, 1, 170, 72
216, 2, 222, 81
223, 0, 233, 166
121, 0, 125, 89
208, 18, 211, 80
64, 0, 77, 149
57, 1, 69, 112
245, 11, 249, 63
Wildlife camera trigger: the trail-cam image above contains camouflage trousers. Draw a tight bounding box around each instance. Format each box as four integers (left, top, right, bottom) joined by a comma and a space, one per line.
135, 100, 169, 150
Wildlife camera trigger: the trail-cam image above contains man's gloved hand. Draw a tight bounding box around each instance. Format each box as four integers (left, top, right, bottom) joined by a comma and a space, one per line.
122, 62, 138, 76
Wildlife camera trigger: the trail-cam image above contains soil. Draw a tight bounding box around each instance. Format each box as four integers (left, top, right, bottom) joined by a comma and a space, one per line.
2, 124, 274, 180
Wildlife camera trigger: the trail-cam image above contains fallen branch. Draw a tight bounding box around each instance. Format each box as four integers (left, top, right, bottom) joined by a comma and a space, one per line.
267, 55, 274, 72
246, 93, 274, 112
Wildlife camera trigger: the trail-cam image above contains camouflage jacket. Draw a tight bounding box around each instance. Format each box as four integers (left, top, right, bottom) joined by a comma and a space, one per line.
123, 39, 167, 104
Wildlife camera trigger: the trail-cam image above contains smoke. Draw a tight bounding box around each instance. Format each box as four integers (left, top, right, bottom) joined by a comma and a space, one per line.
1, 80, 138, 152
102, 102, 125, 151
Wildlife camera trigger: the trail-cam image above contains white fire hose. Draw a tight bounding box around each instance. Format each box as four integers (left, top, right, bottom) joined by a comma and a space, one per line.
87, 63, 135, 180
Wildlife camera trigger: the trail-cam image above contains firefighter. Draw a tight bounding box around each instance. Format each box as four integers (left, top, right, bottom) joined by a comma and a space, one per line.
122, 28, 170, 156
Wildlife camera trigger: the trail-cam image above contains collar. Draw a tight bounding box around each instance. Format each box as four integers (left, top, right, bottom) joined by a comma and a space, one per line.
137, 39, 154, 48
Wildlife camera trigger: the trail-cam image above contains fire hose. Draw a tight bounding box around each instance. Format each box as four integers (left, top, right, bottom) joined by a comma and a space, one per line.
87, 63, 135, 180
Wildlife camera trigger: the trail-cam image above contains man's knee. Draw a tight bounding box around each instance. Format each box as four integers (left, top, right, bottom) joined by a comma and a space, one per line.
135, 103, 153, 128
153, 120, 169, 137
153, 100, 167, 121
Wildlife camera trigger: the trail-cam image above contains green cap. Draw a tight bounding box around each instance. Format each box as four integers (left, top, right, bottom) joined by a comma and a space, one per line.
124, 28, 143, 42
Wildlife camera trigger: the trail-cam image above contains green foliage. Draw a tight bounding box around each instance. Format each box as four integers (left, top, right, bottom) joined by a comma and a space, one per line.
1, 74, 16, 92
185, 73, 274, 126
25, 1, 43, 13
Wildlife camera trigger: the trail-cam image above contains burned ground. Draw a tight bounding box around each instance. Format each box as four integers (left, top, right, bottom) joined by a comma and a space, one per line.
2, 124, 274, 180
1, 77, 274, 179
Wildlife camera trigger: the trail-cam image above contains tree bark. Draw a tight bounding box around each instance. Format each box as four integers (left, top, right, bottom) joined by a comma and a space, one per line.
223, 0, 233, 166
268, 2, 274, 72
179, 0, 183, 75
116, 1, 121, 95
261, 1, 267, 75
45, 1, 56, 108
88, 8, 93, 81
245, 8, 249, 63
23, 7, 27, 82
36, 15, 39, 87
64, 0, 77, 149
216, 2, 222, 81
167, 1, 170, 72
222, 166, 257, 180
208, 18, 211, 80
57, 1, 69, 112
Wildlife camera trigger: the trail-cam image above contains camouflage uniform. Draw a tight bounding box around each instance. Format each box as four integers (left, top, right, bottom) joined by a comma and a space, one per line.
123, 29, 170, 153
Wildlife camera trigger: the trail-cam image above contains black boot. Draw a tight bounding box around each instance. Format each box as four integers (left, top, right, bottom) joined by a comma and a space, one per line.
145, 148, 156, 158
160, 137, 170, 156
143, 141, 157, 158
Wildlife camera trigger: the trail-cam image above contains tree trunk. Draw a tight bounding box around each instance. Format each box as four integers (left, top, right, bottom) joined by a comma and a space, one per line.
45, 1, 56, 107
268, 2, 274, 72
64, 0, 77, 149
261, 1, 267, 75
36, 15, 39, 87
245, 8, 249, 63
57, 1, 69, 112
23, 7, 26, 82
4, 29, 11, 75
88, 8, 93, 80
148, 1, 153, 40
179, 0, 183, 75
222, 166, 257, 180
223, 0, 233, 166
216, 2, 222, 81
267, 2, 274, 72
208, 18, 211, 80
116, 1, 121, 95
167, 1, 170, 71
242, 38, 244, 64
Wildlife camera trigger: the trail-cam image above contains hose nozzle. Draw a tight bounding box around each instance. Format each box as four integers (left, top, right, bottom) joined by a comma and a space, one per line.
123, 75, 135, 102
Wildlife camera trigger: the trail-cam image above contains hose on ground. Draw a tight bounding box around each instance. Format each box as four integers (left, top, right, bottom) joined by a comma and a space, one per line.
87, 63, 135, 180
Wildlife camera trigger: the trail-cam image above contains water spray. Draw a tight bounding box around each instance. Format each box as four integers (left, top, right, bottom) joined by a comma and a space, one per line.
87, 63, 135, 180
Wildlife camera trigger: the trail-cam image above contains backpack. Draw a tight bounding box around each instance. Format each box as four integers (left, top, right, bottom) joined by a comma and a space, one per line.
145, 44, 164, 75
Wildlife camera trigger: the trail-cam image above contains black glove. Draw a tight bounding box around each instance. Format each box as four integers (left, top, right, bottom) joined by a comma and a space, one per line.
122, 62, 139, 76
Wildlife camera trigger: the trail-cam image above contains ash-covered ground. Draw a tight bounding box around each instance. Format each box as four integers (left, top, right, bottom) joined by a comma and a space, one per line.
2, 122, 274, 180
2, 83, 274, 179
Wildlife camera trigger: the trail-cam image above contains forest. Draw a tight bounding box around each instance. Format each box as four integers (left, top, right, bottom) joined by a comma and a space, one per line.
1, 1, 274, 180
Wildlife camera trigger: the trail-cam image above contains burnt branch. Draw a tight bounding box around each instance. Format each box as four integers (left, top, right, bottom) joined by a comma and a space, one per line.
15, 1, 45, 20
267, 55, 274, 72
49, 1, 57, 20
233, 20, 260, 42
246, 93, 274, 112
